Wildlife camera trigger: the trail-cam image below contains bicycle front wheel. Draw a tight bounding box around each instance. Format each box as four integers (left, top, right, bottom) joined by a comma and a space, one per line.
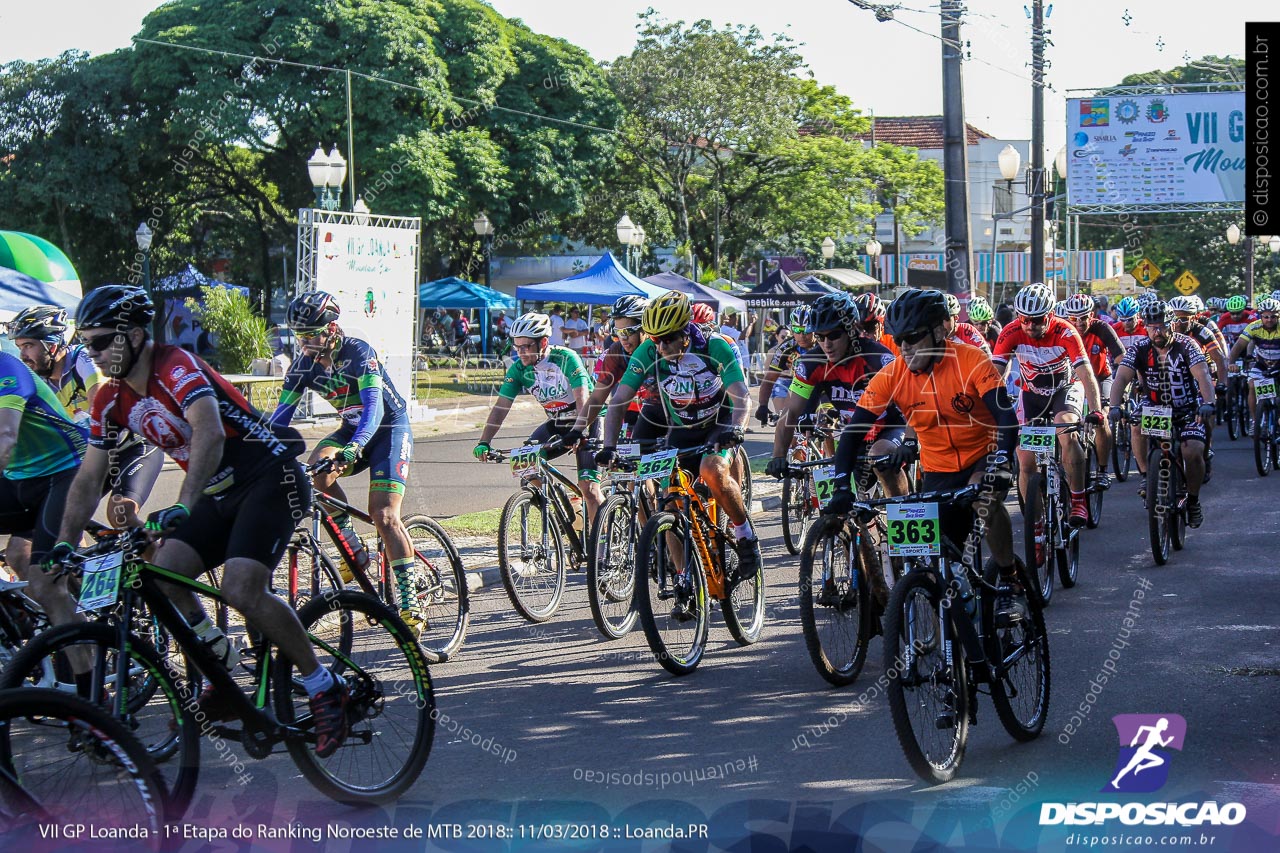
586, 493, 639, 640
735, 445, 753, 510
884, 568, 969, 784
276, 590, 434, 805
399, 514, 470, 660
1255, 405, 1273, 477
0, 688, 167, 846
1146, 447, 1172, 565
0, 621, 199, 821
497, 490, 567, 622
1112, 421, 1132, 481
1085, 441, 1104, 529
798, 515, 872, 686
984, 559, 1051, 742
1056, 466, 1080, 588
634, 512, 709, 676
1022, 472, 1053, 606
781, 473, 813, 556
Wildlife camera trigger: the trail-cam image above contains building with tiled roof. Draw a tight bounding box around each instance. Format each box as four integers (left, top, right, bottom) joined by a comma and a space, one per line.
848, 116, 993, 149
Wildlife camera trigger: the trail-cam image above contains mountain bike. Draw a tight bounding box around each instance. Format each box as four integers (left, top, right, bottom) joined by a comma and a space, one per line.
1140, 408, 1189, 565
1082, 421, 1109, 529
278, 459, 469, 660
1020, 419, 1083, 605
1111, 389, 1139, 481
0, 577, 47, 675
877, 484, 1049, 784
486, 442, 591, 623
0, 687, 167, 845
1251, 374, 1280, 476
585, 446, 659, 640
634, 444, 765, 676
781, 416, 836, 555
1231, 367, 1253, 439
0, 528, 435, 821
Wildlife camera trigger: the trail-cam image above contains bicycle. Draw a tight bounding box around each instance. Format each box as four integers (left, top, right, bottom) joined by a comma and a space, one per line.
1110, 389, 1139, 481
877, 484, 1050, 784
1138, 407, 1189, 565
1232, 368, 1253, 439
1082, 421, 1109, 529
0, 576, 47, 675
1251, 374, 1280, 476
1020, 419, 1083, 605
0, 687, 167, 845
585, 445, 660, 640
0, 528, 436, 820
780, 416, 836, 555
278, 459, 469, 661
486, 443, 590, 623
633, 444, 766, 676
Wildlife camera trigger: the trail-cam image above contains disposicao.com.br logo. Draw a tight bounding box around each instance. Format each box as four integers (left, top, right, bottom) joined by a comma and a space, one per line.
1040, 713, 1247, 828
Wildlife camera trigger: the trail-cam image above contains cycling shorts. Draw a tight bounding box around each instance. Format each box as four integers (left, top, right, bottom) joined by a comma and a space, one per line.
105, 439, 164, 505
0, 467, 76, 555
1249, 362, 1280, 382
921, 455, 1011, 551
667, 406, 735, 473
529, 418, 601, 482
169, 459, 312, 570
1017, 382, 1084, 424
631, 401, 668, 448
771, 378, 792, 399
318, 420, 413, 495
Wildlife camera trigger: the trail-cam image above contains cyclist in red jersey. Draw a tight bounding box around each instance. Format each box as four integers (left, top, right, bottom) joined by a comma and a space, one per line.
993, 284, 1104, 526
943, 293, 991, 354
1061, 293, 1123, 485
44, 286, 350, 758
1216, 295, 1257, 349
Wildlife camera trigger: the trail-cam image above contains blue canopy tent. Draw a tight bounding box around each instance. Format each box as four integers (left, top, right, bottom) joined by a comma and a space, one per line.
516, 252, 667, 306
642, 271, 748, 316
418, 276, 517, 355
152, 264, 248, 350
0, 267, 82, 317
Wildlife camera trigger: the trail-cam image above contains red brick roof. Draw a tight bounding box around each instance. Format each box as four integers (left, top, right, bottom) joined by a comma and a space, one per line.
849, 116, 993, 149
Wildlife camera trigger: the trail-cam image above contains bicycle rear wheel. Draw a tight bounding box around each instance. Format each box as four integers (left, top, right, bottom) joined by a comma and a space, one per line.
1022, 472, 1053, 606
399, 515, 470, 660
1112, 421, 1132, 481
274, 530, 344, 610
0, 621, 199, 821
1169, 456, 1187, 551
798, 516, 872, 686
884, 568, 968, 784
1146, 446, 1172, 565
720, 514, 764, 646
984, 560, 1051, 741
1056, 465, 1080, 588
275, 591, 434, 805
0, 688, 167, 846
497, 490, 567, 622
634, 512, 709, 676
586, 493, 639, 640
1085, 442, 1104, 529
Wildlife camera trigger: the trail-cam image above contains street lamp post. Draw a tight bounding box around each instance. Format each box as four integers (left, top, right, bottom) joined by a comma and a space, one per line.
307, 144, 348, 210
821, 237, 836, 270
865, 238, 882, 283
135, 222, 160, 342
632, 225, 646, 276
472, 212, 495, 288
616, 215, 635, 273
1227, 223, 1255, 305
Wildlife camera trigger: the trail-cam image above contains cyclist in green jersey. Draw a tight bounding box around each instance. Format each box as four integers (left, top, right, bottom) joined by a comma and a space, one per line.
597, 291, 761, 580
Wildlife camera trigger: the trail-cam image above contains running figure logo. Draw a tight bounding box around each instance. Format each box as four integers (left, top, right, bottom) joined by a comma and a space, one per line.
1105, 713, 1187, 793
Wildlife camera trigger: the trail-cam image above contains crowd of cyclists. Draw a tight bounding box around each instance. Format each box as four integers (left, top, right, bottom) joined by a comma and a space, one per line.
1, 273, 1278, 791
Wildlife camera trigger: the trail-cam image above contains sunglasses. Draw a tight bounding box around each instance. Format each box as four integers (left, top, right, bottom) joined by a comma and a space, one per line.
893, 328, 933, 347
790, 325, 809, 335
296, 329, 329, 342
653, 331, 687, 346
81, 332, 122, 353
612, 325, 641, 338
813, 328, 847, 343
514, 343, 542, 353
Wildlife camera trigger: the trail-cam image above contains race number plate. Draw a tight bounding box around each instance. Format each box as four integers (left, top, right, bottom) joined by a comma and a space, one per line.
77, 552, 124, 613
1255, 378, 1278, 401
637, 448, 678, 484
1140, 405, 1173, 438
510, 445, 540, 478
617, 443, 641, 460
812, 466, 837, 510
886, 503, 941, 557
1019, 425, 1057, 454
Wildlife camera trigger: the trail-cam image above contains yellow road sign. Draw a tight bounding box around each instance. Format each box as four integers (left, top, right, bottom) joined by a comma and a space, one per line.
1131, 257, 1162, 286
1175, 270, 1200, 295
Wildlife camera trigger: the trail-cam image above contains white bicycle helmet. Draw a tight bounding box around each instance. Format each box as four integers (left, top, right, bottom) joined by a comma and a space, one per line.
943, 293, 961, 317
1053, 301, 1070, 318
509, 312, 553, 339
1167, 295, 1199, 314
1014, 282, 1056, 318
1062, 293, 1094, 317
611, 295, 648, 320
1256, 297, 1280, 313
1184, 294, 1205, 313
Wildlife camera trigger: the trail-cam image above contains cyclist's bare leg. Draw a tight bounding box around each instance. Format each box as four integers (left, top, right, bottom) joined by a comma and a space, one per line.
869, 437, 910, 497
106, 495, 145, 529
308, 444, 348, 502
1016, 446, 1037, 505
701, 454, 746, 526
370, 489, 411, 564
1056, 411, 1086, 492
1134, 432, 1149, 476
1094, 421, 1113, 473
579, 479, 602, 529
1181, 439, 1206, 497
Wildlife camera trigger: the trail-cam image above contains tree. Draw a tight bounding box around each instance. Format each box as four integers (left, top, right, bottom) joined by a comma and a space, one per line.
186, 285, 271, 373
1076, 56, 1254, 298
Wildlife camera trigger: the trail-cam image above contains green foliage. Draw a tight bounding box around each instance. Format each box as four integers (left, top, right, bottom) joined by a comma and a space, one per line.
185, 286, 271, 373
1076, 56, 1257, 297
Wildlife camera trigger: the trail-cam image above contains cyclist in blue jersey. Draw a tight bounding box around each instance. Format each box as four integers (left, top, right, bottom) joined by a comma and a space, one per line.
0, 349, 88, 635
271, 292, 423, 636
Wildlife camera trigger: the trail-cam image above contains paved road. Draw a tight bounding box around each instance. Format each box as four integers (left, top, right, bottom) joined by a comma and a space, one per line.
142, 436, 1280, 850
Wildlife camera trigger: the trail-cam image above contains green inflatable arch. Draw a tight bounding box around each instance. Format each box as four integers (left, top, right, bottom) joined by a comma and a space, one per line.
0, 231, 81, 288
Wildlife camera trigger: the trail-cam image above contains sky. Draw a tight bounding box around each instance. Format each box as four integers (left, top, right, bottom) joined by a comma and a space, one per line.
0, 0, 1269, 155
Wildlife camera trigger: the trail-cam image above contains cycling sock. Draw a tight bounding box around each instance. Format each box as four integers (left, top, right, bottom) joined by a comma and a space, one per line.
332, 512, 355, 533
733, 520, 754, 540
390, 557, 416, 611
1071, 489, 1085, 502
301, 666, 336, 697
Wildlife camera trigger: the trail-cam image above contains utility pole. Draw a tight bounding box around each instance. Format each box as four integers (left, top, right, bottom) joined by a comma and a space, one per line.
940, 0, 974, 302
1029, 0, 1048, 284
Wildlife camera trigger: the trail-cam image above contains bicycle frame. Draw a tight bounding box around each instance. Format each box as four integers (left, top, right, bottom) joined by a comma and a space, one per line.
655, 464, 730, 599
516, 454, 587, 563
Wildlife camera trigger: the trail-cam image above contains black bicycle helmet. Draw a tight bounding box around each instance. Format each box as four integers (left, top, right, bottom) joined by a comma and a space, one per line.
10, 305, 69, 343
76, 285, 155, 330
885, 289, 949, 339
1140, 300, 1173, 326
808, 292, 861, 337
286, 291, 341, 330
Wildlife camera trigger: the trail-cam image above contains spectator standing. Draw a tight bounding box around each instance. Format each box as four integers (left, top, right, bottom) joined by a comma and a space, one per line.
549, 306, 566, 346
563, 307, 589, 352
